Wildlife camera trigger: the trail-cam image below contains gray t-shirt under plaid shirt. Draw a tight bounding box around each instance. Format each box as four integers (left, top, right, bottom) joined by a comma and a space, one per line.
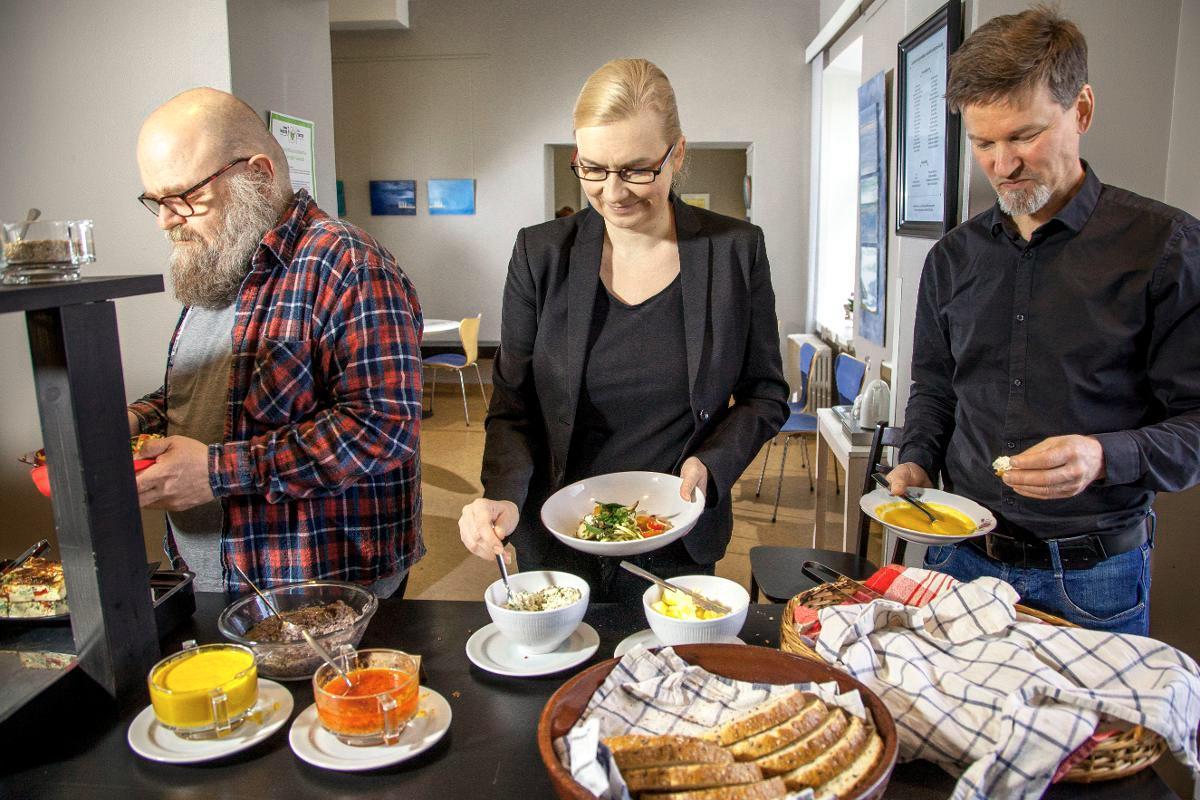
166, 303, 235, 592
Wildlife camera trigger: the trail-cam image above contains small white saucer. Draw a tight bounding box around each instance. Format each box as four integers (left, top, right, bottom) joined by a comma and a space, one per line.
127, 678, 293, 764
289, 687, 452, 772
614, 629, 745, 658
465, 622, 600, 677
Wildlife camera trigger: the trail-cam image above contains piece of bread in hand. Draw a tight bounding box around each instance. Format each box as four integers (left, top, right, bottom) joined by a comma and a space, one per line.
992, 456, 1012, 477
714, 690, 814, 746
754, 708, 848, 776
604, 734, 733, 770
623, 762, 763, 794
728, 696, 827, 761
642, 776, 788, 800
813, 730, 884, 800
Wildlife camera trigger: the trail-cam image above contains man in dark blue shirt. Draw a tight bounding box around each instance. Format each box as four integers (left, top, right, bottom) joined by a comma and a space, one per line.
889, 7, 1200, 635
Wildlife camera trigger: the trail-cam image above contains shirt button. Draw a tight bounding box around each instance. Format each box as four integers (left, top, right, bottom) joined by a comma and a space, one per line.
1022, 251, 1033, 259
1004, 497, 1015, 505
1015, 314, 1025, 322
1013, 379, 1023, 387
1006, 441, 1016, 449
699, 409, 711, 422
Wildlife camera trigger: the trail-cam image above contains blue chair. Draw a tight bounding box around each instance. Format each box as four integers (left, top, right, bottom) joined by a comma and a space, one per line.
755, 343, 819, 523
422, 315, 489, 425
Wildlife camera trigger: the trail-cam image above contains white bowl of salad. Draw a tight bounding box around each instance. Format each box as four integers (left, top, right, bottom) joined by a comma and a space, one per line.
540, 471, 705, 556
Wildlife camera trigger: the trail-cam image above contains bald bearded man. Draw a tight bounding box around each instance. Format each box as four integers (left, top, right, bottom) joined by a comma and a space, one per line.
128, 87, 425, 596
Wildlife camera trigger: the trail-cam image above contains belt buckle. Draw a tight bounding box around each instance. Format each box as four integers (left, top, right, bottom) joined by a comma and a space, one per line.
1057, 534, 1103, 569
984, 531, 1014, 562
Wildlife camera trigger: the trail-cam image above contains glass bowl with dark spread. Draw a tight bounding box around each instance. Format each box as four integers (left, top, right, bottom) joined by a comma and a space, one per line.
217, 580, 377, 680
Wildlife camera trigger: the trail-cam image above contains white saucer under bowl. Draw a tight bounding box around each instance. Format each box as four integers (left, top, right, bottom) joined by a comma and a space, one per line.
613, 628, 745, 658
127, 678, 293, 764
465, 621, 599, 677
289, 687, 452, 772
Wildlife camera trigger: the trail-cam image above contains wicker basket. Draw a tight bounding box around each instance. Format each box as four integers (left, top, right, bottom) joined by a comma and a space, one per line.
780, 581, 1167, 783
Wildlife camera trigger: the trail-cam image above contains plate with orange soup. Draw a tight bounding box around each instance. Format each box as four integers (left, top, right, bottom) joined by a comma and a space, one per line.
859, 486, 996, 546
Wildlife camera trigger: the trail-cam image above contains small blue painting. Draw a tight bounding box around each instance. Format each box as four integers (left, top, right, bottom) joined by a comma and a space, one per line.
369, 180, 416, 216
427, 179, 475, 215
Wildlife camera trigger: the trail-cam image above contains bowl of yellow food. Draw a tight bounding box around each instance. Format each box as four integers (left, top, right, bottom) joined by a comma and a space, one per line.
858, 486, 996, 546
642, 575, 749, 647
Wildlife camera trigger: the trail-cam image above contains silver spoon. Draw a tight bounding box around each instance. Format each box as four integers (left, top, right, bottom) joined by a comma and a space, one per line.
16, 208, 40, 242
231, 561, 283, 617
496, 552, 514, 606
872, 472, 939, 526
301, 629, 354, 690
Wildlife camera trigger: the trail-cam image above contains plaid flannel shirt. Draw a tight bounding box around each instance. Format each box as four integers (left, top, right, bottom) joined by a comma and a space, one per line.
130, 190, 424, 591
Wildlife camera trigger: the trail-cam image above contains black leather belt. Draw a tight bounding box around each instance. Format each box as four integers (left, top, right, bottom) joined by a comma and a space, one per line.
965, 518, 1149, 570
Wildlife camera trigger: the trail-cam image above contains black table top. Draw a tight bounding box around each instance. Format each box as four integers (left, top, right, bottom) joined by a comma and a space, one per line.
0, 274, 163, 313
0, 595, 1176, 799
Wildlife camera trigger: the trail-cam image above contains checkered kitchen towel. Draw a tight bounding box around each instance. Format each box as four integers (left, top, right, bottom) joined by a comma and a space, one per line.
815, 576, 1200, 800
554, 644, 868, 800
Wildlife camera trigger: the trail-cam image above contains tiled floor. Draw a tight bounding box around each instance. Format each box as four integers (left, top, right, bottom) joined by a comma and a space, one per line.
410, 383, 857, 600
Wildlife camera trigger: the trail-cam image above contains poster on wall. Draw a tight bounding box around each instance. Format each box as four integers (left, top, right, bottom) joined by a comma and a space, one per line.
428, 179, 476, 215
896, 1, 963, 237
858, 70, 888, 346
268, 111, 316, 203
369, 180, 416, 215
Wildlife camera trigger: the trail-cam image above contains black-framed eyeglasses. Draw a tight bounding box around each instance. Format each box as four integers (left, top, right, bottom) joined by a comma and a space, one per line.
137, 157, 251, 217
570, 142, 677, 184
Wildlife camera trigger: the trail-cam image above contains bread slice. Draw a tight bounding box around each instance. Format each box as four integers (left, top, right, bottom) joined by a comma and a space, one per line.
715, 691, 814, 746
623, 762, 763, 794
813, 730, 884, 800
728, 696, 827, 761
754, 708, 848, 776
642, 777, 788, 800
604, 734, 734, 770
779, 715, 868, 791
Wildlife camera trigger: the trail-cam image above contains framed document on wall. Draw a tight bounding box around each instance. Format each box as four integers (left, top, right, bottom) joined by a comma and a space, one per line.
896, 1, 963, 238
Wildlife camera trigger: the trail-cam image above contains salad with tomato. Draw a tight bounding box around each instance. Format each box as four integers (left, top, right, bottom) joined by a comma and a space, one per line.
575, 501, 674, 542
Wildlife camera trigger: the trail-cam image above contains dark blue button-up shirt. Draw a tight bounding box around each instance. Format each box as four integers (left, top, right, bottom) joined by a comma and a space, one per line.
900, 164, 1200, 539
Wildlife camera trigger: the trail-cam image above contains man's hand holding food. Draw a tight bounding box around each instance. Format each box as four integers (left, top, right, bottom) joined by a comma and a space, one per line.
135, 436, 215, 511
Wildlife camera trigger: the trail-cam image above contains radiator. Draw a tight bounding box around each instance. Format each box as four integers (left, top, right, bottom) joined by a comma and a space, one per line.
786, 333, 832, 411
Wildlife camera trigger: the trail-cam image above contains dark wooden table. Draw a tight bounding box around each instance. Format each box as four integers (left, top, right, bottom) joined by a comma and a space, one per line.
0, 596, 1177, 798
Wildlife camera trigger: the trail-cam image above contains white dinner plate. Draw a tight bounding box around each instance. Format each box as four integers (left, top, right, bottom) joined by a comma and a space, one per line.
858, 486, 996, 546
613, 629, 745, 659
465, 621, 599, 677
289, 687, 451, 772
127, 679, 293, 764
540, 471, 705, 557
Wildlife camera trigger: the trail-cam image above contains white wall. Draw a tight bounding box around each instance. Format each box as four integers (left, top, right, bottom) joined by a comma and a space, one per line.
0, 0, 232, 558
330, 0, 819, 343
228, 0, 339, 208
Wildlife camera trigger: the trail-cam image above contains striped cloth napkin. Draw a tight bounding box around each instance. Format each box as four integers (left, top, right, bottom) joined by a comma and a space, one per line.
553, 644, 868, 800
791, 564, 958, 637
814, 576, 1200, 800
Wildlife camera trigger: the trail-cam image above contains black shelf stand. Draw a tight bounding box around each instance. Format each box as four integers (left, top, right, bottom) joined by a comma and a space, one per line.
2, 275, 164, 704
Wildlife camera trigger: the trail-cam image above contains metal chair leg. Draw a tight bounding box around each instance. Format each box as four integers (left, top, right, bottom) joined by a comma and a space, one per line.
771, 436, 792, 523
755, 438, 774, 497
834, 460, 840, 496
429, 368, 439, 412
803, 439, 814, 492
473, 362, 489, 410
457, 370, 470, 425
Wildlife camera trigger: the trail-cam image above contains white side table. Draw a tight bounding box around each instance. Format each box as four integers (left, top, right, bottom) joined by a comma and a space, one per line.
423, 318, 459, 336
812, 407, 871, 553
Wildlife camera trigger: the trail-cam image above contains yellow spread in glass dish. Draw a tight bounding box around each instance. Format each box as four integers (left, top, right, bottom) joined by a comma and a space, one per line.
876, 502, 977, 536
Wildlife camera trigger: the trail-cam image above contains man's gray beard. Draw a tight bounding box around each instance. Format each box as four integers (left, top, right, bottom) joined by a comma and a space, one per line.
168, 170, 286, 309
997, 181, 1052, 217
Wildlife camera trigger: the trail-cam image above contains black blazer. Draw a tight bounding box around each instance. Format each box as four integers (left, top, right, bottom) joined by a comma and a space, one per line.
481, 197, 789, 564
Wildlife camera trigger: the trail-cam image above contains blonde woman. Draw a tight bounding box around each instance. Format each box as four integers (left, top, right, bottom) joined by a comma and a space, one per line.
459, 59, 787, 603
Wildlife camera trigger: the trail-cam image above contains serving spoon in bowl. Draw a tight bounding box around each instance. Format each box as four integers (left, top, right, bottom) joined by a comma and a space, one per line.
619, 561, 731, 615
871, 472, 941, 526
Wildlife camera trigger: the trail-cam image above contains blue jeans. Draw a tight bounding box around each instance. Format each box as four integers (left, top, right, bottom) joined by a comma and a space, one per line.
923, 536, 1152, 636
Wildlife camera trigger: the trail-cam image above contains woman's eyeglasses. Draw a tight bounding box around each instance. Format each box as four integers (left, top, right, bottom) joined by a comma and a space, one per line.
570, 142, 677, 184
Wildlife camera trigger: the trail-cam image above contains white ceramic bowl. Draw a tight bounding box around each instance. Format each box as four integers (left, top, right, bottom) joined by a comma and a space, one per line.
858, 486, 996, 546
540, 471, 705, 557
642, 575, 749, 647
484, 570, 590, 654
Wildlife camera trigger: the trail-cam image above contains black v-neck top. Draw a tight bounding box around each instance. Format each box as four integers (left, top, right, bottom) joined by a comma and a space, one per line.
565, 274, 692, 482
